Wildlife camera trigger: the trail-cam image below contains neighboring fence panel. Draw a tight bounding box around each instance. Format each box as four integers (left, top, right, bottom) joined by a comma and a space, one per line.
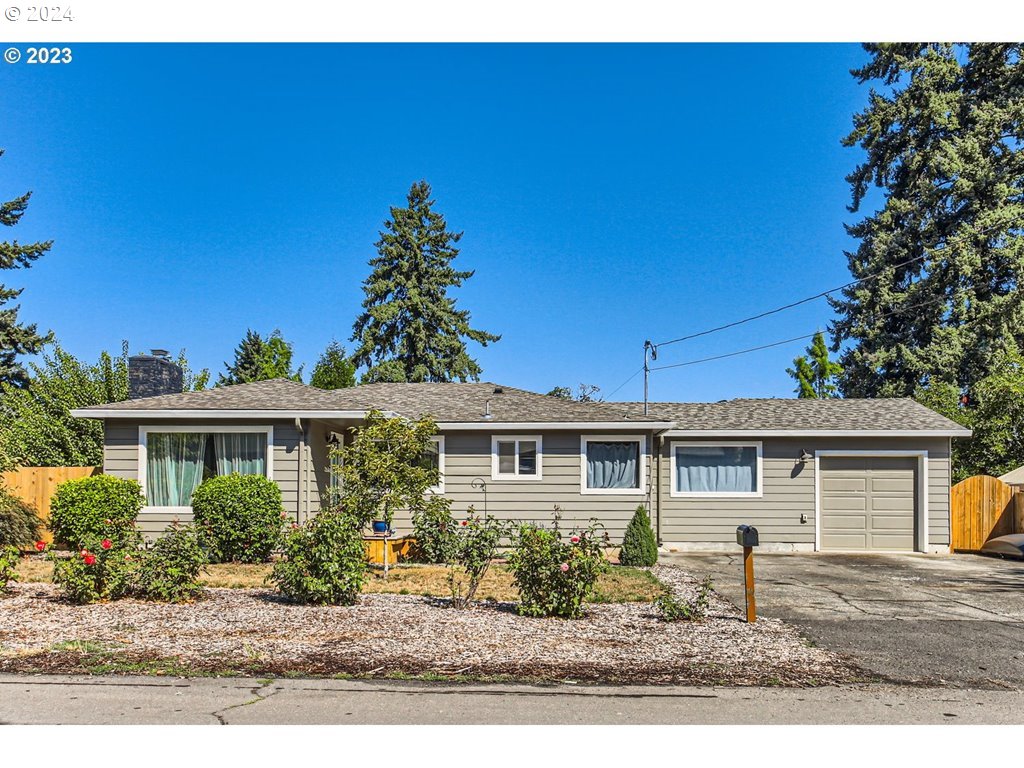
951, 474, 1015, 551
1, 466, 100, 543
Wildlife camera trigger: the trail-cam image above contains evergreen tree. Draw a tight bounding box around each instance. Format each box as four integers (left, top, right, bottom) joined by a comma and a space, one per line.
218, 329, 302, 385
0, 341, 208, 469
310, 340, 356, 390
830, 44, 1024, 398
0, 147, 53, 388
619, 505, 658, 567
786, 332, 843, 398
351, 181, 500, 383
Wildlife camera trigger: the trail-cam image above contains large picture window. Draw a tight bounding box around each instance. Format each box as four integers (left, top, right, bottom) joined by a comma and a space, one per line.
140, 426, 273, 510
671, 442, 762, 497
581, 435, 645, 495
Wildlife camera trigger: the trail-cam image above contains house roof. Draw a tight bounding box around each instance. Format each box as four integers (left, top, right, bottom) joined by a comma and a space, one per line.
70, 379, 971, 435
627, 397, 970, 435
999, 466, 1024, 486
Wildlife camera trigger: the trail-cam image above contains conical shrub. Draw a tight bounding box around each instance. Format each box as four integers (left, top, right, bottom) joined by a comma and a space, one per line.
619, 505, 658, 566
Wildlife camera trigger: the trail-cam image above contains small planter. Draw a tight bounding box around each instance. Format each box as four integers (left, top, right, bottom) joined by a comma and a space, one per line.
371, 521, 389, 534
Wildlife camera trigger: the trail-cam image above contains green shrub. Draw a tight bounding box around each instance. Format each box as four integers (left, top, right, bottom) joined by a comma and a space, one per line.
48, 475, 143, 549
191, 474, 285, 563
135, 525, 207, 602
411, 503, 459, 564
49, 525, 142, 604
655, 576, 713, 622
507, 515, 607, 619
0, 488, 42, 549
269, 509, 367, 605
619, 505, 658, 567
0, 544, 20, 593
447, 510, 512, 608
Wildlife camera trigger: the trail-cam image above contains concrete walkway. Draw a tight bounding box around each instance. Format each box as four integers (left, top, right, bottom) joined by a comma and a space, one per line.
663, 552, 1024, 688
3, 674, 1024, 724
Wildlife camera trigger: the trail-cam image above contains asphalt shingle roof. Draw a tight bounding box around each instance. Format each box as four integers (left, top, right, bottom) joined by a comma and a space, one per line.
76, 380, 968, 433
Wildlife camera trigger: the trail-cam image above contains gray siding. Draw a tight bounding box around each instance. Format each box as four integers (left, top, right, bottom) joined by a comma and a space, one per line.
103, 419, 302, 537
387, 430, 657, 540
656, 435, 951, 549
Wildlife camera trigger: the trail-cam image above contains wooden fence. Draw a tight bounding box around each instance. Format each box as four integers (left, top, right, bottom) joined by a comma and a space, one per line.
1, 466, 99, 543
951, 474, 1021, 551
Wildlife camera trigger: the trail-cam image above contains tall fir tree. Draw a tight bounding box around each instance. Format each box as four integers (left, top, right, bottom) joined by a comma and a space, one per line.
218, 329, 303, 385
829, 44, 1024, 398
351, 181, 500, 383
0, 147, 54, 387
786, 332, 843, 398
310, 340, 356, 390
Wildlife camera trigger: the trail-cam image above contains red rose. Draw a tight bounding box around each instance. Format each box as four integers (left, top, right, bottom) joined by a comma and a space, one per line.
35, 541, 46, 552
460, 520, 468, 526
84, 554, 96, 566
101, 539, 113, 550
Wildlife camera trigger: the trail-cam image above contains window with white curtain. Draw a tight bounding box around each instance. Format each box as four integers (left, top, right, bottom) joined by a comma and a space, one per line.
671, 442, 762, 497
140, 427, 272, 510
581, 435, 645, 494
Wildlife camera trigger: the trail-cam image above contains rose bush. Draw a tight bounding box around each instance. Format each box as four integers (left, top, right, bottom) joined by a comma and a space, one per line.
269, 507, 367, 605
446, 509, 512, 609
507, 511, 608, 619
0, 544, 19, 593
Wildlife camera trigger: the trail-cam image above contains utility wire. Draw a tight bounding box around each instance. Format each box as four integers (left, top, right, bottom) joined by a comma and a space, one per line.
604, 366, 644, 400
653, 252, 929, 349
649, 295, 948, 373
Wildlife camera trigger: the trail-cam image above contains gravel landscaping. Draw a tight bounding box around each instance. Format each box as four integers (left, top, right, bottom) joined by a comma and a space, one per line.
0, 564, 859, 685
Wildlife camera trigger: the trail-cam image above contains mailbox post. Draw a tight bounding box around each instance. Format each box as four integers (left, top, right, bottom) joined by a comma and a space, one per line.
735, 525, 759, 623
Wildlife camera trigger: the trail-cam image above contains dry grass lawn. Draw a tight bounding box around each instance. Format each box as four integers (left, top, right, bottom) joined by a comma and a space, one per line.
15, 558, 666, 603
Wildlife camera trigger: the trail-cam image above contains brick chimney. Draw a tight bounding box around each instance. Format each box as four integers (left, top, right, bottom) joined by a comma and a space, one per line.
128, 349, 183, 399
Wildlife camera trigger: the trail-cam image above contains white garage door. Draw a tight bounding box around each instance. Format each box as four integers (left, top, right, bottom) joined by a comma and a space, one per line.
820, 456, 917, 551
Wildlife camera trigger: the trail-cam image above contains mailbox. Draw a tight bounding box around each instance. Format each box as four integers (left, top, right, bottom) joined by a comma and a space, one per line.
736, 525, 759, 548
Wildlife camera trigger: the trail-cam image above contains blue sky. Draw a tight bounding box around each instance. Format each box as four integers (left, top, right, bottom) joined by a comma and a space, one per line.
0, 43, 872, 402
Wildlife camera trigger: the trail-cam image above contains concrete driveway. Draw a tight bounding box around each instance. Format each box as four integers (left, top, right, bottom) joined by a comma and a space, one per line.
664, 552, 1024, 688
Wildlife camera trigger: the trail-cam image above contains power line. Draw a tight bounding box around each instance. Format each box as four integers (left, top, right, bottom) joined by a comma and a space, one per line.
653, 252, 929, 349
604, 366, 644, 399
649, 295, 948, 373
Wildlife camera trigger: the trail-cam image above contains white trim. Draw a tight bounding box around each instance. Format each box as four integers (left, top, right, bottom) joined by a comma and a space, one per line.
74, 409, 397, 420
439, 421, 674, 431
664, 428, 971, 438
579, 434, 647, 496
814, 449, 929, 554
669, 440, 763, 499
490, 435, 543, 481
428, 435, 445, 494
138, 424, 275, 515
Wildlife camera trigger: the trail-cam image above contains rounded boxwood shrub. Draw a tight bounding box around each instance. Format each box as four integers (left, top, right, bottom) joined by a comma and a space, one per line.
269, 509, 367, 605
618, 505, 658, 567
191, 474, 284, 563
0, 487, 42, 549
49, 475, 144, 550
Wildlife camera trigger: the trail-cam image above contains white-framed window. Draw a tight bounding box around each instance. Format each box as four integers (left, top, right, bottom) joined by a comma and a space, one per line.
419, 435, 445, 494
491, 435, 543, 480
580, 435, 646, 495
138, 425, 275, 514
670, 441, 763, 498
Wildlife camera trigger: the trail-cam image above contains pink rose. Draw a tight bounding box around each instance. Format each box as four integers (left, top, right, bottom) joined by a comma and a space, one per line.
560, 563, 569, 572
570, 536, 580, 543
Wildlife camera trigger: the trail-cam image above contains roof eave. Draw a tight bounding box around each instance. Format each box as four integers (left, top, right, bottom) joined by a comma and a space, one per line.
70, 409, 400, 420
435, 421, 676, 431
663, 428, 973, 438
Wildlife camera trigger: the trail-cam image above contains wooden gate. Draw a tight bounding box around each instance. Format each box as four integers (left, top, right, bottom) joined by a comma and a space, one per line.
951, 474, 1015, 551
1, 466, 99, 543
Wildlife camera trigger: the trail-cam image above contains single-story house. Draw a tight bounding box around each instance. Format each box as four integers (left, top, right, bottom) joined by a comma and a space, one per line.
71, 353, 972, 553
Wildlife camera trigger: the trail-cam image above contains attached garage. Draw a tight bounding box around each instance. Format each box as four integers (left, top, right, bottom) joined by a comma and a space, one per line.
817, 454, 921, 552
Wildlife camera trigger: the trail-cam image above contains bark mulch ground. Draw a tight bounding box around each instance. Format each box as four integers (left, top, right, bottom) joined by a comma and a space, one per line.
0, 564, 861, 685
